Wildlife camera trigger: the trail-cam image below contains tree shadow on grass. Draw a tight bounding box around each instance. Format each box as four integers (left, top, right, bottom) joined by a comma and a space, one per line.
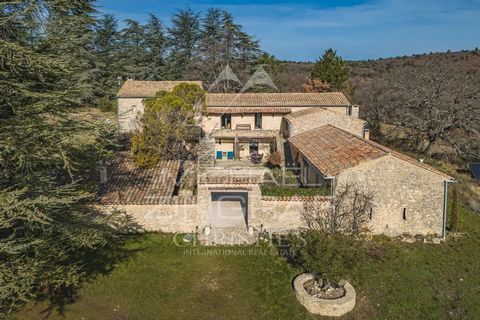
31, 232, 145, 319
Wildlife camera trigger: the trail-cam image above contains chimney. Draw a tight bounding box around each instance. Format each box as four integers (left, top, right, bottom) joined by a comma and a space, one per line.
363, 128, 370, 140
100, 166, 108, 184
351, 105, 360, 118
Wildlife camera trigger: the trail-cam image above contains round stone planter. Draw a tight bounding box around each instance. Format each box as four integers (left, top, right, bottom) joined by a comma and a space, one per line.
293, 273, 356, 317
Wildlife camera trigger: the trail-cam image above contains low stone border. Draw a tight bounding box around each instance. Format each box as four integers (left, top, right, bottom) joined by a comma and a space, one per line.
293, 273, 355, 317
262, 195, 331, 202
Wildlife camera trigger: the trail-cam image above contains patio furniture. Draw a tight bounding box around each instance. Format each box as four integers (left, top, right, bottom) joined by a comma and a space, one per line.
249, 153, 263, 164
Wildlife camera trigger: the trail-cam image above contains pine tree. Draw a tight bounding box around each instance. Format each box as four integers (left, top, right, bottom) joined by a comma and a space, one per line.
0, 1, 133, 314
167, 8, 201, 79
42, 0, 101, 105
144, 14, 167, 79
311, 48, 350, 92
119, 19, 148, 79
198, 8, 260, 91
199, 8, 224, 83
94, 14, 121, 97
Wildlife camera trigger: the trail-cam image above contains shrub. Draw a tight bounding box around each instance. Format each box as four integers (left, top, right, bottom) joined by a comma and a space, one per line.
263, 168, 298, 186
98, 96, 116, 113
131, 133, 159, 168
289, 230, 361, 285
266, 151, 283, 168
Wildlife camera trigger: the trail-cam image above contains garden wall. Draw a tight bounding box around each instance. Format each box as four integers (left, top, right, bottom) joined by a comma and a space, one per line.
100, 204, 202, 233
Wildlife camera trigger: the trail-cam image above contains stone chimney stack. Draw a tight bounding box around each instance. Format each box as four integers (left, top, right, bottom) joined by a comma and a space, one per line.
351, 105, 360, 118
363, 128, 370, 140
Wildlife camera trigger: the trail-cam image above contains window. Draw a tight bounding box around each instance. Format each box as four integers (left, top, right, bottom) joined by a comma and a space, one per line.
369, 208, 373, 220
249, 142, 259, 154
402, 208, 407, 221
221, 113, 231, 129
254, 113, 262, 129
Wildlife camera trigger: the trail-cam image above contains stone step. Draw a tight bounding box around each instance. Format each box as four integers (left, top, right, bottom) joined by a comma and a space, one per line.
197, 227, 257, 246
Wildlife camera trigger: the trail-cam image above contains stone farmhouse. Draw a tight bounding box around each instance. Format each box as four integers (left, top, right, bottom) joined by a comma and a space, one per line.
99, 79, 454, 241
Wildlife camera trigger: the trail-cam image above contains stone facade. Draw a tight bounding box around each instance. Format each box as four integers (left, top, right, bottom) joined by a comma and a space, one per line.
202, 112, 285, 133
336, 154, 446, 236
100, 185, 331, 234
102, 204, 200, 232
283, 108, 366, 138
117, 98, 144, 132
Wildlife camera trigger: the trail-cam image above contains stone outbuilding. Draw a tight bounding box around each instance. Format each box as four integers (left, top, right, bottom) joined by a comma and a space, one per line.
288, 124, 455, 237
116, 80, 203, 132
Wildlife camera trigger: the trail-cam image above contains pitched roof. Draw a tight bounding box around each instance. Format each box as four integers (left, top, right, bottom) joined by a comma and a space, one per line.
206, 107, 291, 114
98, 153, 181, 205
289, 125, 453, 179
284, 107, 366, 137
205, 92, 351, 107
117, 80, 203, 98
289, 125, 386, 176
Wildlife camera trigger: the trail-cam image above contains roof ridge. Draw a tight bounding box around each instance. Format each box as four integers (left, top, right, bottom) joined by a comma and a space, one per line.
205, 92, 347, 95
322, 125, 452, 179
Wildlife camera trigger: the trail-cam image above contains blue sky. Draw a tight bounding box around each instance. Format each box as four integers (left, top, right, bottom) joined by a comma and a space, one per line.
96, 0, 480, 61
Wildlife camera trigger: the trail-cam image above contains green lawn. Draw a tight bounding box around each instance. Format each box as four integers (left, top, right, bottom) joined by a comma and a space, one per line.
12, 201, 480, 320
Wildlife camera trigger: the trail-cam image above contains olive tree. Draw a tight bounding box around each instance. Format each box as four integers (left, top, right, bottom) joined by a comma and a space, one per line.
289, 182, 374, 287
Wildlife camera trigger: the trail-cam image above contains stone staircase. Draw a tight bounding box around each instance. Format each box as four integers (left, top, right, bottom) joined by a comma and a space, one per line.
197, 227, 258, 246
198, 137, 216, 168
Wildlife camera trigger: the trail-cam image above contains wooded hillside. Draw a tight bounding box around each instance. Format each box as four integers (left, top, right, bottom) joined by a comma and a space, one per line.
276, 50, 480, 163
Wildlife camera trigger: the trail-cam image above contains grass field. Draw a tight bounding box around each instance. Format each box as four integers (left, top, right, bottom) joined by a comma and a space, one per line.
12, 195, 480, 319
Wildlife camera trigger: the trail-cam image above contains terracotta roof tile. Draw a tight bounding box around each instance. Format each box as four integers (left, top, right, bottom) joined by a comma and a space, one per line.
117, 80, 203, 98
289, 125, 453, 179
98, 153, 181, 205
206, 107, 291, 114
288, 125, 387, 176
205, 92, 350, 107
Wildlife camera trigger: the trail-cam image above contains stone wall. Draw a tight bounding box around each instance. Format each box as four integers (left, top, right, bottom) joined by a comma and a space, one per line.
101, 204, 201, 233
337, 154, 446, 236
285, 109, 366, 138
101, 183, 326, 234
118, 98, 144, 133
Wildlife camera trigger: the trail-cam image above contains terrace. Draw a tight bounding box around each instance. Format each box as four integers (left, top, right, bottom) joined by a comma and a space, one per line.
209, 129, 283, 167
